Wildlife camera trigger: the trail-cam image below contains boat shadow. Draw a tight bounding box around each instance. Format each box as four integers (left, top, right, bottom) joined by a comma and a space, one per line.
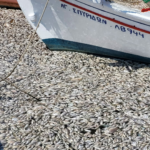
0, 142, 4, 150
93, 54, 150, 70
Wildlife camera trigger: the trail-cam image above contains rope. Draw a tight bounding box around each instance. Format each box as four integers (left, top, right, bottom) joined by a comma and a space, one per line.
0, 0, 50, 83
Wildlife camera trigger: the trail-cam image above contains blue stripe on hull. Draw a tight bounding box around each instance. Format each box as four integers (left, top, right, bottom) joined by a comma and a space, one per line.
43, 38, 150, 63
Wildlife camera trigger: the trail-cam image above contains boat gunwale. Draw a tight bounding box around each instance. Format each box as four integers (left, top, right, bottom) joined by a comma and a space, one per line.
61, 0, 150, 34
74, 0, 150, 27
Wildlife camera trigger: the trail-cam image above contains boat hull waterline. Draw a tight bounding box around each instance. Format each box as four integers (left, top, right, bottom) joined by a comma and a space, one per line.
17, 0, 150, 63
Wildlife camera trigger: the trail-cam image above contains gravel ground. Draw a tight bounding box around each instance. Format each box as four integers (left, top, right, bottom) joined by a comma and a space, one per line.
0, 2, 150, 150
113, 0, 147, 9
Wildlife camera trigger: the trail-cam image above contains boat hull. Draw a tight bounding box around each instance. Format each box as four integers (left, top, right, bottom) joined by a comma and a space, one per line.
43, 38, 150, 63
0, 0, 19, 8
17, 0, 150, 63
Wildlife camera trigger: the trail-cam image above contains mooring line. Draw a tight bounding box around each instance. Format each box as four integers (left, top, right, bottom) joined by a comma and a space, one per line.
0, 0, 50, 101
0, 0, 50, 83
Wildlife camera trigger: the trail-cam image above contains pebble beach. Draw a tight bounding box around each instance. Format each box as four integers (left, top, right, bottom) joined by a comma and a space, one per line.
0, 1, 150, 150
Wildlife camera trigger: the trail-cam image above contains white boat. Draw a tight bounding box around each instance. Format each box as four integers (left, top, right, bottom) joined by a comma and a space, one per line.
17, 0, 150, 63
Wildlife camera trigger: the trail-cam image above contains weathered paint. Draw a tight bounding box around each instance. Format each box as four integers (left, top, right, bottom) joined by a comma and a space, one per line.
43, 38, 150, 63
